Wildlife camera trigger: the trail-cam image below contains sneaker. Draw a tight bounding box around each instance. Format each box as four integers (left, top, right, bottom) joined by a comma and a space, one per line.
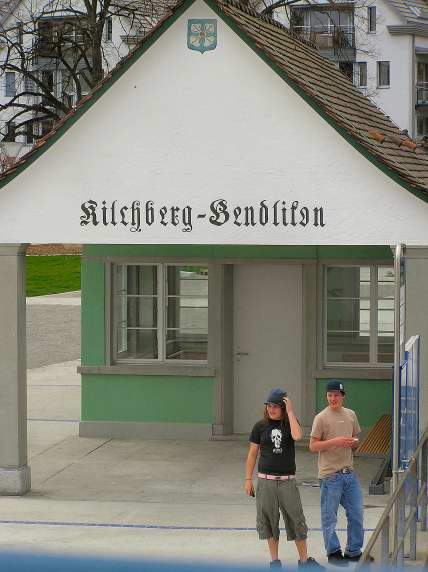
298, 557, 326, 570
327, 551, 349, 567
270, 560, 282, 569
344, 553, 374, 563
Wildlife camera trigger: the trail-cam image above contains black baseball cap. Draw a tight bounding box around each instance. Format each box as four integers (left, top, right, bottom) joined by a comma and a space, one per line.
326, 380, 345, 394
264, 388, 287, 406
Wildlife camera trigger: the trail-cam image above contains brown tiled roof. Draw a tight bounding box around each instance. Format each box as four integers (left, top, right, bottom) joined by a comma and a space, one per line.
2, 0, 428, 201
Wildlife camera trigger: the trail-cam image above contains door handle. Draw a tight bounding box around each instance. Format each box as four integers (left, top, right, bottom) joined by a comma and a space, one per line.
235, 351, 249, 356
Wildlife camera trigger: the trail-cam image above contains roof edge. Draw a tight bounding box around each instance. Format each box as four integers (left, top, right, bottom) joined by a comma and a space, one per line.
0, 0, 426, 208
206, 0, 428, 204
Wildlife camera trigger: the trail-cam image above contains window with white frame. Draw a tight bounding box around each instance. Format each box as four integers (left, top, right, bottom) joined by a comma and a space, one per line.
367, 6, 376, 33
377, 61, 390, 87
105, 17, 113, 41
355, 62, 367, 88
5, 71, 16, 97
113, 264, 208, 362
325, 265, 394, 365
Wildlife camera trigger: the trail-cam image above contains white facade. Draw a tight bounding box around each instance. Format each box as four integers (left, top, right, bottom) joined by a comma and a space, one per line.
272, 0, 428, 139
0, 0, 164, 162
0, 1, 427, 245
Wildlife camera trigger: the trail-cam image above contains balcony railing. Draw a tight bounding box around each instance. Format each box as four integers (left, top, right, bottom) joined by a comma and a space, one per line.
291, 25, 355, 52
416, 82, 428, 105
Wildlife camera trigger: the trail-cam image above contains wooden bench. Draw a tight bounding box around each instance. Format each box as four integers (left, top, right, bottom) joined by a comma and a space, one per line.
356, 414, 391, 457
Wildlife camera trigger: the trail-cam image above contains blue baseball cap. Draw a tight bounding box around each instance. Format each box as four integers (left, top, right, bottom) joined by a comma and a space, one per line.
264, 388, 287, 406
326, 380, 345, 394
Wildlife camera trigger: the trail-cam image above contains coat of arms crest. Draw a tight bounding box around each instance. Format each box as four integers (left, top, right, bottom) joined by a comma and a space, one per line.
187, 19, 217, 53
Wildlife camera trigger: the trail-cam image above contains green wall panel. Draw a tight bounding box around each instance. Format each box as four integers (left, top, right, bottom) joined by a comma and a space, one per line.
315, 378, 392, 428
81, 259, 105, 366
82, 375, 213, 423
83, 244, 393, 260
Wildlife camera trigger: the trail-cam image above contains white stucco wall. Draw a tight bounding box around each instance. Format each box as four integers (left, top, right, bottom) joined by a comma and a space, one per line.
0, 0, 427, 245
355, 0, 413, 133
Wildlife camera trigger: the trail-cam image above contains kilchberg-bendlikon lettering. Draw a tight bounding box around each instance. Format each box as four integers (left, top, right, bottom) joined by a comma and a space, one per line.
80, 199, 326, 233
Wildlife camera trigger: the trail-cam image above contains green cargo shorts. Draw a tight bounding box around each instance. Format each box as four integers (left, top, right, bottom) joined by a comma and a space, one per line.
256, 478, 308, 541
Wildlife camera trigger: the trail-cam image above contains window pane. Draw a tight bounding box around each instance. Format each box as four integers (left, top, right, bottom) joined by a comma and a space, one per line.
378, 267, 394, 282
117, 328, 158, 359
377, 266, 394, 363
327, 267, 370, 298
118, 296, 157, 328
378, 308, 394, 332
357, 62, 367, 87
326, 266, 370, 364
166, 330, 207, 361
115, 264, 157, 295
5, 71, 16, 97
167, 266, 208, 296
327, 299, 370, 331
378, 334, 394, 363
377, 61, 390, 87
166, 265, 208, 361
327, 332, 370, 363
168, 298, 208, 329
368, 6, 376, 32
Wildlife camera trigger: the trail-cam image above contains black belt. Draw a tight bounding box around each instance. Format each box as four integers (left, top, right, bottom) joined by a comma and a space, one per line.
337, 468, 353, 474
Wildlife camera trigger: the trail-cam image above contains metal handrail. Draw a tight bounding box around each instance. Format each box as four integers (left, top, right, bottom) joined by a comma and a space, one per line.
357, 424, 428, 568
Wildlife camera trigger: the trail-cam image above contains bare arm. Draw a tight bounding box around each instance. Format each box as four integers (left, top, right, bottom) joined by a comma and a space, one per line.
284, 397, 304, 441
309, 435, 356, 452
245, 442, 259, 496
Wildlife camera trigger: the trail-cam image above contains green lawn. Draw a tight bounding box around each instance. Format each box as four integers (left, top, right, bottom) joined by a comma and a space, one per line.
27, 256, 81, 297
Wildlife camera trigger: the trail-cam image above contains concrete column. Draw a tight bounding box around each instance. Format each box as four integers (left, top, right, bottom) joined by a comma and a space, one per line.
405, 247, 428, 432
0, 244, 30, 495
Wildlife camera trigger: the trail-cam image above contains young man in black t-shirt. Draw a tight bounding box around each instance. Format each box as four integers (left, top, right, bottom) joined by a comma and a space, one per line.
245, 388, 323, 570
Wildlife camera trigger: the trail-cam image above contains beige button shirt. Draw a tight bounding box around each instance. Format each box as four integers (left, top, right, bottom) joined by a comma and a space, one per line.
310, 406, 361, 479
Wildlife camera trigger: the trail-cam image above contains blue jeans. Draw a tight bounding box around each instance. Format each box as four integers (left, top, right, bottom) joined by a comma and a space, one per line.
320, 471, 364, 557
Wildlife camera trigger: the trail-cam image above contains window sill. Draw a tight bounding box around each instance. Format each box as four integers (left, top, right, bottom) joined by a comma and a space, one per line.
78, 364, 216, 377
314, 366, 392, 379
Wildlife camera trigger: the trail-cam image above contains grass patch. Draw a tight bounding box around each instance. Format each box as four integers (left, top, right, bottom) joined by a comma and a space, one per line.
27, 256, 81, 297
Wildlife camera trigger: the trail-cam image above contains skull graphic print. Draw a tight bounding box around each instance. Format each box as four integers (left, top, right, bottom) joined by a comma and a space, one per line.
271, 428, 283, 453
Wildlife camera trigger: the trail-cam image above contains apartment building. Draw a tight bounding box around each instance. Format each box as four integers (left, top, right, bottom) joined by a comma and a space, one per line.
269, 0, 428, 140
0, 0, 169, 163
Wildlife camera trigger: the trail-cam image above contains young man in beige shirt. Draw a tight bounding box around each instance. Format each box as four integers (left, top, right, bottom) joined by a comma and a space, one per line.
309, 380, 364, 567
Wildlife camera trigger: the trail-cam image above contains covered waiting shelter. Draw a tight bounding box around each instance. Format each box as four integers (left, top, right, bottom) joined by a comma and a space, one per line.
0, 0, 428, 494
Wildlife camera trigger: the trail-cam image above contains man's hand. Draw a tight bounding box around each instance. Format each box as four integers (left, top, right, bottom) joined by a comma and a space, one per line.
245, 479, 255, 497
283, 396, 294, 414
332, 437, 356, 448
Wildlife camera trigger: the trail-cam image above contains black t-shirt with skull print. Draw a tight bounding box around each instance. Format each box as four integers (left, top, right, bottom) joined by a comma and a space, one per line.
249, 418, 296, 475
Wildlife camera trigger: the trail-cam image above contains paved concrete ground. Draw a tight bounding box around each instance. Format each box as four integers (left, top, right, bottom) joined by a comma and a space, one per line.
26, 291, 81, 368
3, 292, 421, 568
10, 367, 388, 566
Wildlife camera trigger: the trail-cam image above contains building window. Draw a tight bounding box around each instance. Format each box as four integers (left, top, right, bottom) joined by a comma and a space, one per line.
355, 62, 367, 87
17, 22, 24, 44
38, 119, 54, 137
368, 6, 376, 33
377, 61, 390, 87
113, 264, 208, 362
325, 265, 394, 365
417, 115, 428, 137
339, 61, 354, 81
4, 121, 16, 142
24, 76, 35, 92
5, 71, 16, 97
25, 122, 34, 144
105, 17, 113, 41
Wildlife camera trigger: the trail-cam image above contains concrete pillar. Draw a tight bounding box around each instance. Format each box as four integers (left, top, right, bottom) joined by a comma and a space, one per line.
0, 244, 30, 495
405, 247, 428, 432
